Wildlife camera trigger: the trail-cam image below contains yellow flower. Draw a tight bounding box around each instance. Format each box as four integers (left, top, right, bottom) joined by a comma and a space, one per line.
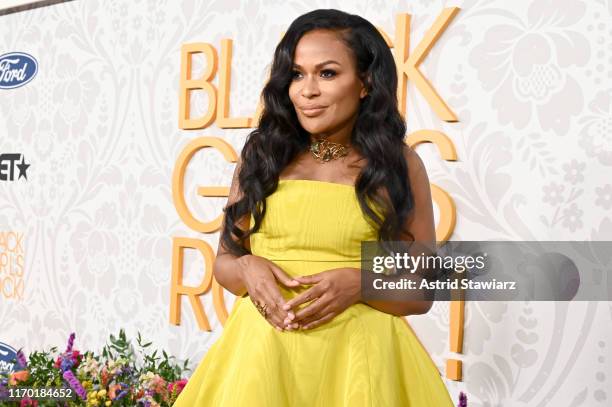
105, 401, 112, 406
97, 389, 107, 398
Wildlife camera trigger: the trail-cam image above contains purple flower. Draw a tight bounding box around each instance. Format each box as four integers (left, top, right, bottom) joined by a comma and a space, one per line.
459, 391, 468, 407
16, 349, 27, 368
116, 389, 129, 400
60, 358, 74, 372
62, 370, 87, 400
65, 333, 76, 353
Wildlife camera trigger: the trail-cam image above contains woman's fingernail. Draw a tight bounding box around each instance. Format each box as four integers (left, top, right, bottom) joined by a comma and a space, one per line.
282, 304, 290, 310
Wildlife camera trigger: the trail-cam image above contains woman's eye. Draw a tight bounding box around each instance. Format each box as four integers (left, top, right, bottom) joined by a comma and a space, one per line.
291, 70, 336, 80
321, 70, 336, 78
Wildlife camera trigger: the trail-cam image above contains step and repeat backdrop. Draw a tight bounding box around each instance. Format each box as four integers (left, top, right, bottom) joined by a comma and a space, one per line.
1, 0, 611, 405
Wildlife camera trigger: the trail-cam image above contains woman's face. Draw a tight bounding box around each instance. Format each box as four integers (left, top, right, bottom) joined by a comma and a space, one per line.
288, 29, 367, 139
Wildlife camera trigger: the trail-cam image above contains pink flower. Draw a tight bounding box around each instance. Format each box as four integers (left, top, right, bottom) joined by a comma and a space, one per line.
19, 397, 38, 406
71, 350, 82, 368
109, 383, 122, 400
168, 378, 188, 395
151, 375, 168, 394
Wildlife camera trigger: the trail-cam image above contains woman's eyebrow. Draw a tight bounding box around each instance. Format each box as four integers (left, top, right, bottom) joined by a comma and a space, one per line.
292, 60, 342, 69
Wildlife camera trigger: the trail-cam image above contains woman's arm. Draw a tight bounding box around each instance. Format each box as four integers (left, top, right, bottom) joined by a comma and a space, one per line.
212, 160, 251, 297
214, 161, 302, 330
361, 146, 436, 316
213, 162, 300, 326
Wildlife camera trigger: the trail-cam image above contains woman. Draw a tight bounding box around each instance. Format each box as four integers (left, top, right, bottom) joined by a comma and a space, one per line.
174, 9, 455, 407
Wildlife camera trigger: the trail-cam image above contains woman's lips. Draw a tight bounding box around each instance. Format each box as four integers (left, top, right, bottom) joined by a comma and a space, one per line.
301, 106, 327, 117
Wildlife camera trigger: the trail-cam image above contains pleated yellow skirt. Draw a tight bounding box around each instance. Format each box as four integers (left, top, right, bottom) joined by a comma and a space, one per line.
173, 180, 455, 406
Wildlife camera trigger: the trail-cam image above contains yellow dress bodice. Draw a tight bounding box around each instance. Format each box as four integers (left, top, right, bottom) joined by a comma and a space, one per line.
250, 179, 377, 267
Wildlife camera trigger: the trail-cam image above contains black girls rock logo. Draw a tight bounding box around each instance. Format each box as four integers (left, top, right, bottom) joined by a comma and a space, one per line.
0, 231, 24, 301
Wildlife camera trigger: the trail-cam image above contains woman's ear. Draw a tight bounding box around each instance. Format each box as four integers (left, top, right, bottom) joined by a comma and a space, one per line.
360, 74, 371, 99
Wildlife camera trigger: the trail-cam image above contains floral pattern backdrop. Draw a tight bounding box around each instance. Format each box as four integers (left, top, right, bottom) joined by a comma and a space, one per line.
0, 0, 610, 405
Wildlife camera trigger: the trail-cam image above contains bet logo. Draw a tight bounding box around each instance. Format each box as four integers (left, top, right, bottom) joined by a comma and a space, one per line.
0, 153, 30, 181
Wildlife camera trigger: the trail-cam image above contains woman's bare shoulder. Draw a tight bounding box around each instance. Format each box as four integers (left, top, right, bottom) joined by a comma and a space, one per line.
402, 144, 426, 176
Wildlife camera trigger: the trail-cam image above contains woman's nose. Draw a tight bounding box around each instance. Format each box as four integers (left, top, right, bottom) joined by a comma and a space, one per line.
301, 75, 320, 98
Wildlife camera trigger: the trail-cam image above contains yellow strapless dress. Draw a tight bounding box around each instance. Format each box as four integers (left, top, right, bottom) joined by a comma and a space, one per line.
173, 179, 455, 407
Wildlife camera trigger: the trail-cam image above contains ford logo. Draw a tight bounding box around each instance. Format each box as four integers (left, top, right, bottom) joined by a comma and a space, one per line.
0, 342, 24, 374
0, 52, 38, 89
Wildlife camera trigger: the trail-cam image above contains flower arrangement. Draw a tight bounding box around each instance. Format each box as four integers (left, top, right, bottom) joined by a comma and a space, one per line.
0, 329, 191, 406
0, 329, 468, 406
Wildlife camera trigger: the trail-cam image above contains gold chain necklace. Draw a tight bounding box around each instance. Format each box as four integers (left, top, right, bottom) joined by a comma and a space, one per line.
309, 138, 350, 162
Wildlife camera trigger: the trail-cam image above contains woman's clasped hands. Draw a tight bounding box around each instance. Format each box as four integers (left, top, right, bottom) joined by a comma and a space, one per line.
238, 255, 361, 331
282, 268, 362, 330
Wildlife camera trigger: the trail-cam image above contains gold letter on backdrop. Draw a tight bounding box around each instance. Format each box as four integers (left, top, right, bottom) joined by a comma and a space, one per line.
171, 137, 238, 328
172, 136, 238, 233
217, 39, 252, 128
170, 237, 214, 331
179, 43, 218, 129
395, 8, 460, 122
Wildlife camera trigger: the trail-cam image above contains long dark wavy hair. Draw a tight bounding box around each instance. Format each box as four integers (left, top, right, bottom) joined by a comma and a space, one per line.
221, 9, 415, 256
